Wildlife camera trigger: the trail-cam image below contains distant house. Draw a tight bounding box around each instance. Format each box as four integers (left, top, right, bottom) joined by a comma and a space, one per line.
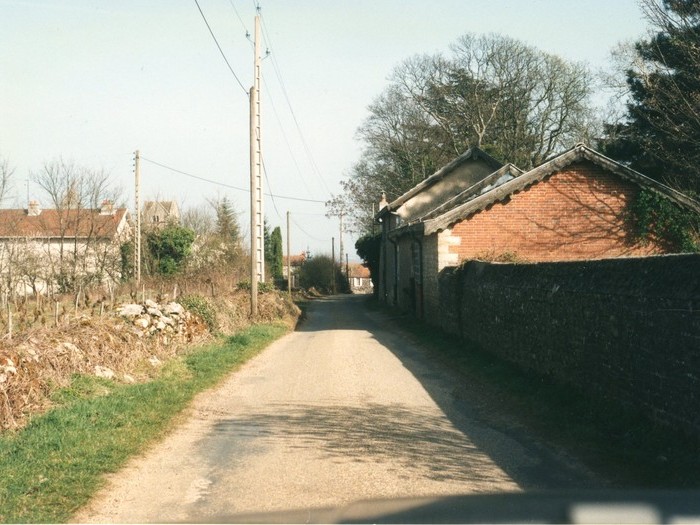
282, 252, 307, 288
0, 200, 131, 294
348, 263, 372, 294
377, 144, 700, 323
142, 201, 180, 229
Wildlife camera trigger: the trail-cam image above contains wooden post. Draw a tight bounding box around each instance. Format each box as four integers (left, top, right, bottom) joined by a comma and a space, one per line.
135, 150, 142, 285
7, 304, 12, 342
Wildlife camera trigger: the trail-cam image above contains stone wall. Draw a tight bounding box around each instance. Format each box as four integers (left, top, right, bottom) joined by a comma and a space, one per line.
438, 254, 700, 437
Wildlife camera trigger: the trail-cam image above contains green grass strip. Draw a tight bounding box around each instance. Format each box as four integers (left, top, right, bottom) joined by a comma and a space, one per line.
0, 322, 288, 523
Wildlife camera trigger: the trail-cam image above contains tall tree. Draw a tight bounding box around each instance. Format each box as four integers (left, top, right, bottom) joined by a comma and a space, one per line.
340, 33, 595, 235
268, 226, 283, 280
601, 0, 700, 196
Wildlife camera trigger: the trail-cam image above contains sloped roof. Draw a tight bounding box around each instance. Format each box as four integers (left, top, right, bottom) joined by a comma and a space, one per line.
348, 263, 371, 279
376, 146, 503, 218
418, 163, 524, 223
283, 253, 306, 266
421, 144, 700, 236
0, 208, 129, 239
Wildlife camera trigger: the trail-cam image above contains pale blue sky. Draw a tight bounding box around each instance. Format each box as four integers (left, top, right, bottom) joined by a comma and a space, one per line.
0, 0, 649, 258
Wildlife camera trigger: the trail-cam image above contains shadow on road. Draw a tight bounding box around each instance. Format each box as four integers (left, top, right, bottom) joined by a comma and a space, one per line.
290, 294, 600, 490
212, 402, 509, 486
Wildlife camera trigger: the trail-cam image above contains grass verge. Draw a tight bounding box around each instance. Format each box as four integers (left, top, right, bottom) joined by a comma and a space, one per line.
366, 299, 700, 488
0, 322, 288, 523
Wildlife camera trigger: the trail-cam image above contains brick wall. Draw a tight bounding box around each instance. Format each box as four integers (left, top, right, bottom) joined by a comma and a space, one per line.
448, 161, 664, 262
438, 254, 700, 437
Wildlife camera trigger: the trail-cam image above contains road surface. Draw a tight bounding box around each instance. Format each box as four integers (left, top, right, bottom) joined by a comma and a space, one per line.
74, 295, 598, 523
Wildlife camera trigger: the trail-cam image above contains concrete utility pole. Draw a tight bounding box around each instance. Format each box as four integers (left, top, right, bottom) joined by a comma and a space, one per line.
134, 150, 141, 285
249, 12, 263, 317
286, 210, 291, 296
339, 212, 344, 276
332, 236, 336, 295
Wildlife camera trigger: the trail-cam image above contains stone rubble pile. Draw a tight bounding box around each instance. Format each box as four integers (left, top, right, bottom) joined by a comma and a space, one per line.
116, 299, 191, 338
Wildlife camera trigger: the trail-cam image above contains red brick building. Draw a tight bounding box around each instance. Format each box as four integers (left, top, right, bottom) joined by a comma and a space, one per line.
377, 144, 700, 323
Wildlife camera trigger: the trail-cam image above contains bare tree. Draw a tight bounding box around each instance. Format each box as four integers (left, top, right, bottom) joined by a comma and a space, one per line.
0, 156, 13, 205
340, 33, 595, 235
30, 159, 124, 292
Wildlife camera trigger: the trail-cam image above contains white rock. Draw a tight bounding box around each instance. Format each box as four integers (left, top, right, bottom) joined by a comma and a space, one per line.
94, 365, 115, 380
161, 316, 175, 326
147, 307, 163, 318
148, 356, 162, 367
59, 342, 82, 357
134, 317, 150, 329
164, 302, 185, 316
156, 320, 166, 331
145, 299, 159, 309
118, 304, 144, 318
123, 374, 136, 384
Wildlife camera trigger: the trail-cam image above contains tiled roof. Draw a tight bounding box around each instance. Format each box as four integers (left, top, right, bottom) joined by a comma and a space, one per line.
376, 147, 503, 218
283, 253, 306, 266
0, 208, 129, 239
421, 144, 700, 235
348, 264, 371, 278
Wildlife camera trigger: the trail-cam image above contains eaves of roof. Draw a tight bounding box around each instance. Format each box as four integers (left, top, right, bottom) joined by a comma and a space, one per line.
374, 146, 503, 221
421, 143, 700, 236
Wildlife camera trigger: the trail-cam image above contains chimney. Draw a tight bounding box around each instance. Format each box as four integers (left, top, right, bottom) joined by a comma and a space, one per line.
378, 192, 388, 210
27, 200, 41, 216
100, 199, 115, 215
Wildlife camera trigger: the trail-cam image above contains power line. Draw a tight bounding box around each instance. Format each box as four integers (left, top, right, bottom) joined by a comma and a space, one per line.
259, 11, 333, 195
261, 74, 315, 199
291, 216, 327, 242
140, 156, 326, 203
227, 0, 249, 35
260, 151, 282, 219
194, 0, 248, 94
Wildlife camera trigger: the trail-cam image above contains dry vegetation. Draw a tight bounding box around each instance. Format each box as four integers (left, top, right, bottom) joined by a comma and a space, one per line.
0, 275, 300, 432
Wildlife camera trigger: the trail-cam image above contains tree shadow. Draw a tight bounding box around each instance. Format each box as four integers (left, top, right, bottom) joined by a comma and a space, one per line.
290, 295, 598, 489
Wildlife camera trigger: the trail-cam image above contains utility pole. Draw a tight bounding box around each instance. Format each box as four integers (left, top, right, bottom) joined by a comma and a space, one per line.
331, 236, 336, 295
286, 210, 291, 296
339, 212, 344, 276
134, 150, 141, 285
249, 12, 263, 317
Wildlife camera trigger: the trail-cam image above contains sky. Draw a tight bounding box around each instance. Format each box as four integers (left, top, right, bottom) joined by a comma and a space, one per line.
0, 0, 651, 261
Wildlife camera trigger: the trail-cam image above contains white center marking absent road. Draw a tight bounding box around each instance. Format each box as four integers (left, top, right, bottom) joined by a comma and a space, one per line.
74, 295, 594, 523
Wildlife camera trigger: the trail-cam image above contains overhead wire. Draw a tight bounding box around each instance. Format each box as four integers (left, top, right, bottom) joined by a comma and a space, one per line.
227, 0, 250, 36
291, 216, 327, 242
258, 10, 334, 196
140, 156, 326, 203
193, 0, 249, 95
261, 75, 314, 198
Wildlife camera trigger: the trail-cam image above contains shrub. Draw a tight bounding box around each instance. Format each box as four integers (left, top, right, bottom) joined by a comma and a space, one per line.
179, 294, 217, 332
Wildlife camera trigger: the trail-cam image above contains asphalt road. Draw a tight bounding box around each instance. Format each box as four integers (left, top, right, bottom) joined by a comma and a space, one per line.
74, 294, 599, 523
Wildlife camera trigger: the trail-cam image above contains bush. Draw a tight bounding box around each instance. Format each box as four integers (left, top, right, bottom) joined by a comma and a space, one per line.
179, 295, 217, 333
236, 281, 275, 293
146, 225, 196, 276
298, 255, 348, 294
